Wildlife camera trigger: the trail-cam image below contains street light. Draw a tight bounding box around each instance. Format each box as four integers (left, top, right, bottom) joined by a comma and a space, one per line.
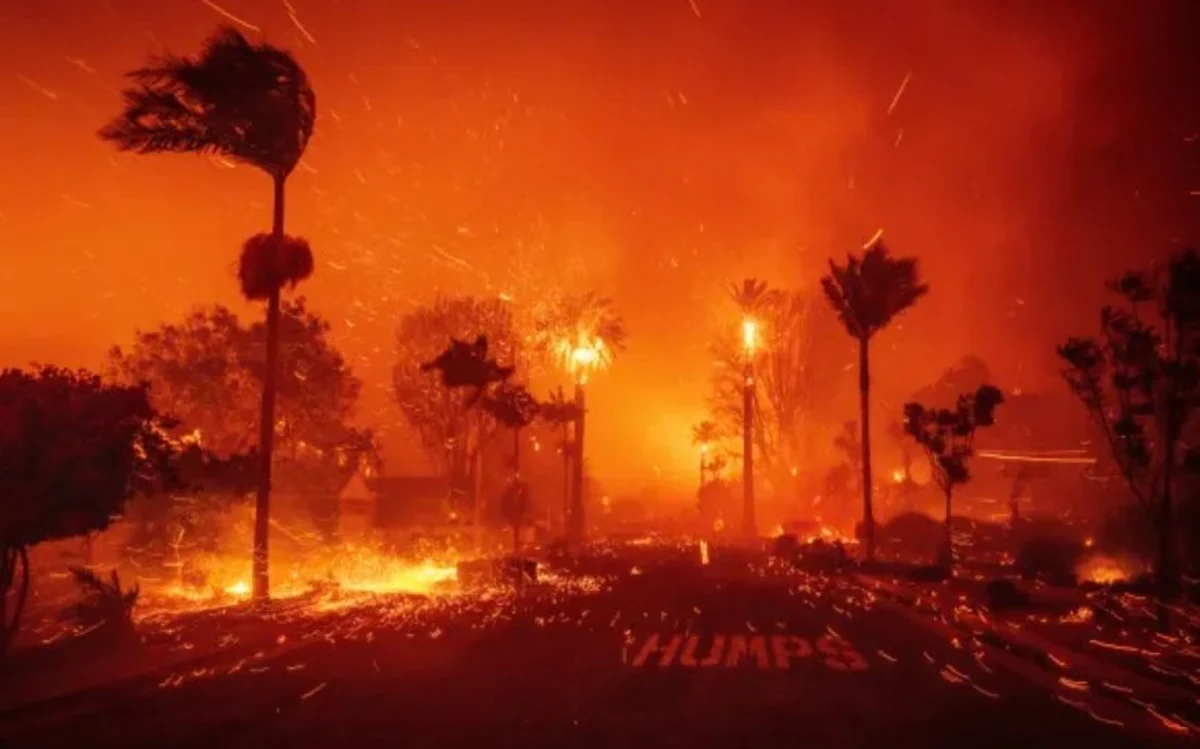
741, 315, 758, 538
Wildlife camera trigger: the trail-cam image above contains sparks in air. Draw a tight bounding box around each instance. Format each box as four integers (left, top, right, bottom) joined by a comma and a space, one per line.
200, 0, 261, 31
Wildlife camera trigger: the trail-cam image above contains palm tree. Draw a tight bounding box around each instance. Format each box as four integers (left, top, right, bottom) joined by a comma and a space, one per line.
540, 387, 581, 532
100, 27, 316, 600
542, 292, 626, 544
727, 278, 774, 318
691, 420, 720, 487
821, 239, 928, 561
727, 278, 773, 537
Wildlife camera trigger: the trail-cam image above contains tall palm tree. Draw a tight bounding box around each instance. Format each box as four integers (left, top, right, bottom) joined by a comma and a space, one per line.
821, 239, 928, 561
100, 27, 316, 600
540, 387, 581, 532
727, 278, 773, 537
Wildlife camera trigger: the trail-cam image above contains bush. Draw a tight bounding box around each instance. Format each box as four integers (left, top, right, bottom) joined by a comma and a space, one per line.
876, 512, 943, 557
1015, 536, 1084, 586
985, 578, 1030, 609
63, 567, 139, 641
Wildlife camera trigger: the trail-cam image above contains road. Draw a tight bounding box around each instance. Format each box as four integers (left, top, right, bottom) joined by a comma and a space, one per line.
1, 545, 1194, 749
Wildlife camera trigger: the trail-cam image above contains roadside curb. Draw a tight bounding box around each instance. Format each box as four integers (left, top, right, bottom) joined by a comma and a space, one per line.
851, 572, 1198, 737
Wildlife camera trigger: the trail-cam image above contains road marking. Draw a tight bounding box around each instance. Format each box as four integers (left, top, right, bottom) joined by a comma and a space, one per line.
627, 634, 869, 672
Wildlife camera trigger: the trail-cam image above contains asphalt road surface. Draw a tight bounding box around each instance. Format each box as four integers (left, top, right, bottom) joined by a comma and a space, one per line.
1, 547, 1194, 749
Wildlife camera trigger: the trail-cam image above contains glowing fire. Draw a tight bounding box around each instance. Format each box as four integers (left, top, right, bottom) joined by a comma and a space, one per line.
150, 544, 461, 610
223, 580, 250, 597
891, 469, 905, 483
741, 317, 758, 354
556, 333, 609, 384
712, 517, 726, 532
801, 525, 858, 546
1076, 554, 1134, 585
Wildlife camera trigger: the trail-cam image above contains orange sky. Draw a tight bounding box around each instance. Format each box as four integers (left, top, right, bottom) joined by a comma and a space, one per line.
1, 0, 1198, 492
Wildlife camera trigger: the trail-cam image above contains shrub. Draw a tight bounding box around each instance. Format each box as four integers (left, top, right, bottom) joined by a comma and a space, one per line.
1015, 536, 1084, 586
64, 567, 139, 640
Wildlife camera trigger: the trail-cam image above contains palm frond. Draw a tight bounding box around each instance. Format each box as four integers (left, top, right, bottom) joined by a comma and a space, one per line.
100, 25, 315, 176
821, 241, 928, 340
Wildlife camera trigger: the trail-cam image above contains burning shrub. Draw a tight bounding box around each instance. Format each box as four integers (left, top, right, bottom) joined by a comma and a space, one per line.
64, 567, 139, 640
1015, 536, 1084, 586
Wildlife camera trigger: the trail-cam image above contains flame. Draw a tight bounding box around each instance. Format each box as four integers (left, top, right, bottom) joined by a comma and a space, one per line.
223, 580, 250, 597
712, 517, 726, 532
891, 469, 905, 483
741, 317, 758, 354
148, 543, 461, 612
1076, 554, 1134, 585
801, 525, 858, 546
699, 539, 709, 566
555, 333, 609, 384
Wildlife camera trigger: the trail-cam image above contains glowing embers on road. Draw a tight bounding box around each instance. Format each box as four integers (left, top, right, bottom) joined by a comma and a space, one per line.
627, 633, 868, 672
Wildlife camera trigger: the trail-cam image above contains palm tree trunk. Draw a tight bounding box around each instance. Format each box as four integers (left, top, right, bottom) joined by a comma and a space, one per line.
570, 385, 586, 544
743, 362, 756, 538
252, 174, 286, 601
858, 337, 875, 561
512, 427, 521, 555
562, 425, 571, 535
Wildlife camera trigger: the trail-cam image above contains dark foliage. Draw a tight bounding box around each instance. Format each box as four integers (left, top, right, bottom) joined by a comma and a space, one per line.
99, 26, 315, 178
1015, 537, 1084, 587
1059, 248, 1200, 619
0, 367, 176, 654
820, 240, 929, 342
482, 383, 540, 431
903, 385, 1004, 568
904, 385, 1004, 493
239, 233, 314, 300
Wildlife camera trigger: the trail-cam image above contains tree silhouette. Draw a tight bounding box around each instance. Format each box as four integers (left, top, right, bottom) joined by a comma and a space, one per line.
1059, 248, 1200, 629
691, 420, 720, 486
108, 300, 372, 545
822, 239, 929, 561
0, 367, 182, 654
727, 278, 773, 319
482, 383, 541, 553
539, 386, 580, 528
903, 385, 1004, 571
709, 289, 852, 493
100, 26, 317, 601
394, 297, 519, 512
